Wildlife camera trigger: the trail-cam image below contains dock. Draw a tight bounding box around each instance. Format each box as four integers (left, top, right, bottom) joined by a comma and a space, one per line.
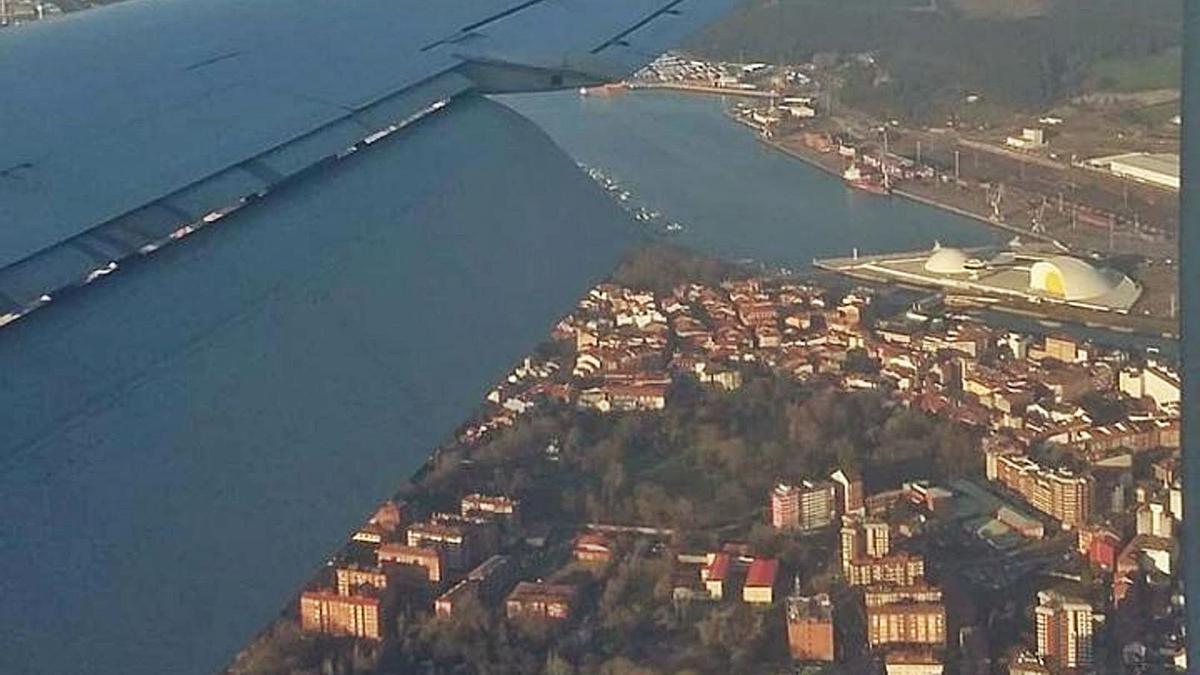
626, 82, 779, 99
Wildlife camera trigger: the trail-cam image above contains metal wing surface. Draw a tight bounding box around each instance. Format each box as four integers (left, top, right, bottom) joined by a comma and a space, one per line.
0, 0, 738, 310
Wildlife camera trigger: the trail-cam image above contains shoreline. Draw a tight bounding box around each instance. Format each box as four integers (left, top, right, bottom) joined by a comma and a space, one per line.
739, 114, 1063, 245
703, 103, 1178, 341
624, 81, 778, 99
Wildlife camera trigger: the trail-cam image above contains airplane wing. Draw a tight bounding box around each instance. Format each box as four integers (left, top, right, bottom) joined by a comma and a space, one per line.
0, 0, 737, 314
0, 2, 739, 675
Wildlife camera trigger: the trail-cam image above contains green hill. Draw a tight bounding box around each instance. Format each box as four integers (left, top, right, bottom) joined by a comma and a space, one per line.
686, 0, 1181, 118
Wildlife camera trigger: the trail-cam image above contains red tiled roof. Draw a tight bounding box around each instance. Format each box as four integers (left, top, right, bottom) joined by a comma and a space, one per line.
704, 552, 732, 582
745, 558, 779, 588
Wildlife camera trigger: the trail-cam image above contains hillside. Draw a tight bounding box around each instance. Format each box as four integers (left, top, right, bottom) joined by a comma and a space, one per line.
686, 0, 1181, 118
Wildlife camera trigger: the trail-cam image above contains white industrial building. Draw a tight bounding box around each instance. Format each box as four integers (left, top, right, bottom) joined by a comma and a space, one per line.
817, 243, 1143, 313
1119, 361, 1181, 411
1085, 152, 1180, 190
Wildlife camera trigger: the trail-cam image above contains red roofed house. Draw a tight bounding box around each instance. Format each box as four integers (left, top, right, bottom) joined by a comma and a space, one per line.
743, 558, 779, 604
702, 552, 732, 600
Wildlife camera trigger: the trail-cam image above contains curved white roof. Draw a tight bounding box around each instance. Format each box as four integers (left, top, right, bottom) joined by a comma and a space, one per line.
924, 246, 970, 274
1029, 255, 1125, 300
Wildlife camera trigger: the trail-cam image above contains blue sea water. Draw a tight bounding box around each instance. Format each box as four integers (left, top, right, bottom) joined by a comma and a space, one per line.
503, 90, 1003, 263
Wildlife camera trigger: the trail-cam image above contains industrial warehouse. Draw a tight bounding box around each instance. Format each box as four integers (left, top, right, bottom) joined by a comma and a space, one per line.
1084, 152, 1180, 191
816, 242, 1142, 313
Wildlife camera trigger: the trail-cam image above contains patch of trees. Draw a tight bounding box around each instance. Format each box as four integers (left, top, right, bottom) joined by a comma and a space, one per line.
687, 0, 1181, 117
384, 374, 984, 674
420, 370, 983, 536
609, 244, 743, 294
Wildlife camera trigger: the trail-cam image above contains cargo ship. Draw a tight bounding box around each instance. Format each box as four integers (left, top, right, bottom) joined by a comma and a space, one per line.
843, 163, 891, 195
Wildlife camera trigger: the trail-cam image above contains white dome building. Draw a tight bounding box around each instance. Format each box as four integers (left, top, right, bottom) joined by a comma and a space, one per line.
1028, 255, 1130, 301
923, 246, 970, 274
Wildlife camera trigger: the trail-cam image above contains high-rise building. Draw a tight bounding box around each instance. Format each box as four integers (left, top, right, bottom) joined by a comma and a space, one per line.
864, 583, 943, 607
787, 594, 835, 662
840, 517, 862, 573
1035, 590, 1093, 670
772, 481, 836, 531
867, 600, 947, 647
377, 543, 443, 583
830, 468, 864, 515
771, 483, 799, 529
865, 519, 892, 558
841, 513, 893, 574
846, 552, 925, 587
299, 590, 384, 640
987, 449, 1093, 528
1135, 502, 1173, 538
335, 565, 390, 597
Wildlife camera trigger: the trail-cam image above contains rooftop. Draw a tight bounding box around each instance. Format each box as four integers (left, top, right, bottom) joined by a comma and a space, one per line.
508, 581, 578, 602
745, 558, 779, 587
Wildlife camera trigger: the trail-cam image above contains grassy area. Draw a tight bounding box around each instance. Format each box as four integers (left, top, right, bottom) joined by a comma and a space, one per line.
1118, 99, 1181, 128
1088, 47, 1182, 92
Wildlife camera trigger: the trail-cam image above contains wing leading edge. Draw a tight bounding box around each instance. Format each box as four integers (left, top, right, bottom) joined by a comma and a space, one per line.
0, 0, 740, 325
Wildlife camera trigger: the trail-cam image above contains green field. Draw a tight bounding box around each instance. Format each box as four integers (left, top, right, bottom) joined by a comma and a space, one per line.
1088, 47, 1182, 92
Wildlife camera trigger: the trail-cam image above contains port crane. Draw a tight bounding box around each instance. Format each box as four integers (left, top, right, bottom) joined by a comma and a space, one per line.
986, 183, 1004, 221
1030, 196, 1048, 234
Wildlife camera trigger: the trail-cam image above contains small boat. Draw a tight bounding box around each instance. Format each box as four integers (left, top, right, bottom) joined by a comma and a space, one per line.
83, 262, 118, 285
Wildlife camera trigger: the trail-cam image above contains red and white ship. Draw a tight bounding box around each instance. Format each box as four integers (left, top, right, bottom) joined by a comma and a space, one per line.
843, 163, 891, 195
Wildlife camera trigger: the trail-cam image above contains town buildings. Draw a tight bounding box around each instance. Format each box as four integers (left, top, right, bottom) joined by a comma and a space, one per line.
300, 590, 384, 640
461, 493, 521, 526
986, 448, 1093, 528
506, 582, 578, 621
845, 550, 925, 588
1035, 590, 1094, 670
432, 555, 517, 618
841, 513, 896, 574
866, 585, 947, 648
771, 481, 837, 531
883, 647, 945, 674
377, 543, 443, 583
287, 271, 1183, 669
830, 468, 865, 515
